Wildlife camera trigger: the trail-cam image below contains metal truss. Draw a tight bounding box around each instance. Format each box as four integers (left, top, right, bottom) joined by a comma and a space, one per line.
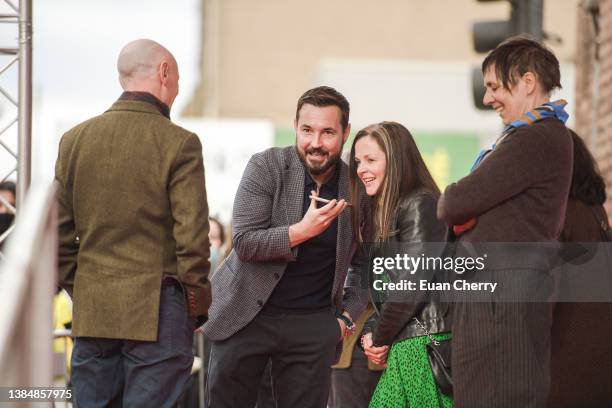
0, 0, 32, 255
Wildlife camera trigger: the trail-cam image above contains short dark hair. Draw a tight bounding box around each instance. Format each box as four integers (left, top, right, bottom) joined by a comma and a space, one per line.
482, 35, 561, 94
295, 86, 350, 130
568, 130, 606, 205
0, 180, 16, 195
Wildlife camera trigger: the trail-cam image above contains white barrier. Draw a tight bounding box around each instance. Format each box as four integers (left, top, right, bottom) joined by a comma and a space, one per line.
0, 183, 57, 403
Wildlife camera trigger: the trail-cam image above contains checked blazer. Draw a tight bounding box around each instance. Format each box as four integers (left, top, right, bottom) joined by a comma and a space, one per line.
203, 146, 368, 341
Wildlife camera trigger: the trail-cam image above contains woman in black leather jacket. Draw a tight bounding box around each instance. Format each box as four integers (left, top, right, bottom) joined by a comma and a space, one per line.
348, 122, 452, 407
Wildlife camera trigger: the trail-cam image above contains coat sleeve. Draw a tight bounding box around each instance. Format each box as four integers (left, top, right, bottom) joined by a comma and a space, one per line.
438, 126, 555, 226
169, 133, 211, 321
231, 154, 297, 262
55, 135, 79, 297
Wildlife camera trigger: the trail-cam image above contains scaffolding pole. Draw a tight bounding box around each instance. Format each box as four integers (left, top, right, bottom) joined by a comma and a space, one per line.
17, 0, 32, 207
0, 0, 32, 251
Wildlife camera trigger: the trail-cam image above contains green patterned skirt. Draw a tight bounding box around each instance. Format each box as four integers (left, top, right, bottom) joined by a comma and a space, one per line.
369, 332, 453, 408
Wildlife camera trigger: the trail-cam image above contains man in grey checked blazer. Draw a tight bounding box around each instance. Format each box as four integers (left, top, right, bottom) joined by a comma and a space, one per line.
203, 86, 368, 408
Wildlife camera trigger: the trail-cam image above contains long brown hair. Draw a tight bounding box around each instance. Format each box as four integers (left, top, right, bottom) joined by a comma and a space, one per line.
349, 121, 440, 242
569, 129, 606, 205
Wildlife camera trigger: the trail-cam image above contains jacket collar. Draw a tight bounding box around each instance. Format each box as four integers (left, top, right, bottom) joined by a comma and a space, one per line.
106, 92, 170, 119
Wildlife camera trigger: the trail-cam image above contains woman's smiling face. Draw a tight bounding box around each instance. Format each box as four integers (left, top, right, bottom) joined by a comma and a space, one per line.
354, 135, 387, 196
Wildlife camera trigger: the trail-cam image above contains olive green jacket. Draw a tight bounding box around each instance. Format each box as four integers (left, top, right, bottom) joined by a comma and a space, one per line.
55, 99, 211, 341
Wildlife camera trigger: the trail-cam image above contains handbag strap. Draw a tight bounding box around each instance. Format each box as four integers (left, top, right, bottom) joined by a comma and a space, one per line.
588, 205, 611, 242
414, 317, 440, 346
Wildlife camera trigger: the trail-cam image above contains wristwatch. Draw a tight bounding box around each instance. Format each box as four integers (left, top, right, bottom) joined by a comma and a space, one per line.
337, 314, 356, 333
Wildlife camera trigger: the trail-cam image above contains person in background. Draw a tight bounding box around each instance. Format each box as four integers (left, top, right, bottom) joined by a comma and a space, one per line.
548, 129, 612, 407
208, 216, 226, 275
180, 216, 227, 407
329, 301, 384, 408
0, 180, 16, 249
351, 122, 452, 407
0, 180, 16, 214
53, 287, 73, 380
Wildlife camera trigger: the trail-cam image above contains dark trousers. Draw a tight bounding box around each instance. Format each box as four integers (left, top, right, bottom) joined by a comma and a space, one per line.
206, 309, 340, 408
256, 361, 275, 408
71, 283, 195, 408
328, 345, 382, 408
452, 301, 551, 408
548, 302, 612, 407
203, 338, 276, 408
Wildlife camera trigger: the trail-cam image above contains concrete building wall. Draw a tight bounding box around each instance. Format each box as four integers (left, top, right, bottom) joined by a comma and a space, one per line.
575, 0, 612, 217
186, 0, 580, 127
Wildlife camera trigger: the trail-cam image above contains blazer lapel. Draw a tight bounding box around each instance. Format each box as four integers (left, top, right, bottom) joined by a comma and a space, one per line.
284, 147, 306, 227
333, 161, 352, 302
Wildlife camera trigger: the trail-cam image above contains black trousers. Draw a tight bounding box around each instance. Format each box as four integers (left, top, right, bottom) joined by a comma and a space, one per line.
206, 309, 340, 408
328, 344, 382, 408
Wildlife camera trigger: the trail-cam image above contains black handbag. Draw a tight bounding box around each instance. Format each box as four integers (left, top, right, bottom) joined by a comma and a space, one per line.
415, 317, 453, 397
426, 338, 453, 396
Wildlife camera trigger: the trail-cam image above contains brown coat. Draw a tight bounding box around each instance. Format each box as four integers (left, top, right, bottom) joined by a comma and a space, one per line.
55, 99, 211, 341
438, 118, 573, 242
437, 118, 573, 407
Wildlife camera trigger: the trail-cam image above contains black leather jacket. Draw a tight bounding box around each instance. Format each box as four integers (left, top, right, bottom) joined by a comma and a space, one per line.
363, 189, 452, 346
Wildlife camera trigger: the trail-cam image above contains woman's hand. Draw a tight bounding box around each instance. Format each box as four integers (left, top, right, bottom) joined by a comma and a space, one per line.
361, 332, 389, 366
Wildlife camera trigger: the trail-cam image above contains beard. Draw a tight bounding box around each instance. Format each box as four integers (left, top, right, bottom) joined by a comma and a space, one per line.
296, 146, 342, 176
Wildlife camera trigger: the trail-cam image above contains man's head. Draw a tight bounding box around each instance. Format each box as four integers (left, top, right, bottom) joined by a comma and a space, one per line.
481, 35, 561, 125
117, 39, 179, 108
294, 86, 351, 182
0, 180, 16, 214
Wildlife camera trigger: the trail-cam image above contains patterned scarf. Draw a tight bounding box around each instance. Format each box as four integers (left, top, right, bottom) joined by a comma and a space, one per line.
471, 99, 569, 171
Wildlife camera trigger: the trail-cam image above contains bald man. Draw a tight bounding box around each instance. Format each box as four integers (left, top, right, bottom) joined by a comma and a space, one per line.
55, 39, 211, 407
